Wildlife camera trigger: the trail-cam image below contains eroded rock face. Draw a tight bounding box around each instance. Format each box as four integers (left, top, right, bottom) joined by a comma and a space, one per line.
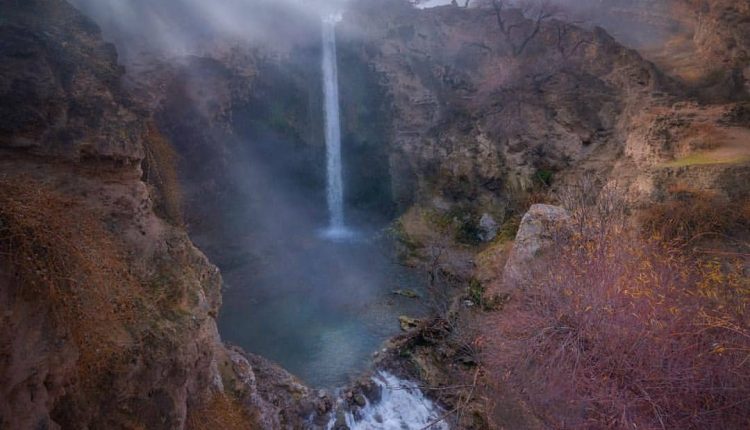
0, 150, 227, 430
617, 101, 750, 204
0, 0, 144, 162
337, 1, 750, 216
503, 204, 570, 288
0, 1, 311, 428
340, 0, 667, 214
691, 0, 750, 98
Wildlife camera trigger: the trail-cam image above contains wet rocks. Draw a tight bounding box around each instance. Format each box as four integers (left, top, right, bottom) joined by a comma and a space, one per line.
332, 410, 350, 430
399, 315, 422, 331
392, 288, 420, 299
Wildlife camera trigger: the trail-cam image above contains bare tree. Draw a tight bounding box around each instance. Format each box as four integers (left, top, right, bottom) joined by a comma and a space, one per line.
488, 0, 560, 56
552, 19, 592, 59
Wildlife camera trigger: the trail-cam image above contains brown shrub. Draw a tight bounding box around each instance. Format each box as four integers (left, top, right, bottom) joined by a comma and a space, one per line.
186, 394, 258, 430
686, 122, 727, 152
640, 188, 750, 245
0, 177, 142, 393
485, 182, 750, 429
143, 122, 183, 225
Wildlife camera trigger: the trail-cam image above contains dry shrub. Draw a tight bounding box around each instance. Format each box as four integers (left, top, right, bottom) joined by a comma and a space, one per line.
640, 187, 750, 245
186, 394, 258, 430
686, 123, 727, 152
486, 180, 750, 429
143, 122, 183, 225
0, 177, 141, 392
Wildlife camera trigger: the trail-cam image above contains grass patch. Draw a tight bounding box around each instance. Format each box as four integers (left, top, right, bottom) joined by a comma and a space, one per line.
143, 122, 183, 225
661, 153, 750, 167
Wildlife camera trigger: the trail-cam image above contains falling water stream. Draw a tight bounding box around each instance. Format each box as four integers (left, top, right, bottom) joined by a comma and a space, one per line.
317, 14, 446, 429
321, 13, 349, 240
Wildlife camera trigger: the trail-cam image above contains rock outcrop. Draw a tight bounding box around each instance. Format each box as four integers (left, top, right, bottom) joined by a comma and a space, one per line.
0, 0, 144, 163
503, 204, 570, 288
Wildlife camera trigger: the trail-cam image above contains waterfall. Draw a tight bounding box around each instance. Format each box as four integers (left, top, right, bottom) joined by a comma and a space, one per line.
321, 14, 347, 238
327, 372, 449, 429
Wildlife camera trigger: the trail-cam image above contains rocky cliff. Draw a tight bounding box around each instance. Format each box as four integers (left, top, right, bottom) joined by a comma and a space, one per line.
0, 1, 317, 428
340, 1, 661, 216
338, 0, 749, 231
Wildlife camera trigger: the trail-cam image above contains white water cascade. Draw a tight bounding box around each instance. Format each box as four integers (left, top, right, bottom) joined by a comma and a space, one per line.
321, 13, 350, 240
327, 372, 449, 430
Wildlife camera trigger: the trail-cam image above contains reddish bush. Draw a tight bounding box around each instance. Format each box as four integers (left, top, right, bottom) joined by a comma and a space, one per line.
484, 183, 750, 429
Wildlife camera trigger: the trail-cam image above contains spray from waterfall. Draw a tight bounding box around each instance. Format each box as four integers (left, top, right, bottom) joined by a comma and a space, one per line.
321, 13, 352, 240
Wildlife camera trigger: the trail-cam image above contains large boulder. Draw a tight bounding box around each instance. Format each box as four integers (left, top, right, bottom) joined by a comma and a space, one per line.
503, 205, 570, 288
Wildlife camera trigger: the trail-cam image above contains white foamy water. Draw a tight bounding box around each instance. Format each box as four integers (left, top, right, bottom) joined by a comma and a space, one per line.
329, 372, 449, 430
322, 14, 346, 233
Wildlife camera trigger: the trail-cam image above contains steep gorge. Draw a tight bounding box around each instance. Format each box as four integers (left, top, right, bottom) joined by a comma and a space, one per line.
1, 0, 749, 428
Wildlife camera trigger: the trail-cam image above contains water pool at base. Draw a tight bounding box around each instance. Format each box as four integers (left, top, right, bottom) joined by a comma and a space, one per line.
218, 229, 428, 388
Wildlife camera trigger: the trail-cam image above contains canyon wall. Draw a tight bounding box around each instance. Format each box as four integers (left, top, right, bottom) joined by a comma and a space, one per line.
338, 0, 749, 228
0, 1, 318, 428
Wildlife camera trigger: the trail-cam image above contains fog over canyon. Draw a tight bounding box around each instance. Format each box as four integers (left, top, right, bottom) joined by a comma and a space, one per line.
1, 0, 749, 429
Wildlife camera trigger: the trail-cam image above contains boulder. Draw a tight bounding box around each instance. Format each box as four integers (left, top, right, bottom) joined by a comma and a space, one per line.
503, 205, 570, 288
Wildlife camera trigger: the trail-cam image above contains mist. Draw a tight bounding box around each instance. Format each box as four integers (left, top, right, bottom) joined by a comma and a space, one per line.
71, 0, 692, 394
68, 0, 352, 59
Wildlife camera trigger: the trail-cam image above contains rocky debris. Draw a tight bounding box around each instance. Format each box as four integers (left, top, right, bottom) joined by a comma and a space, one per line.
503, 205, 571, 288
332, 410, 350, 430
222, 346, 323, 429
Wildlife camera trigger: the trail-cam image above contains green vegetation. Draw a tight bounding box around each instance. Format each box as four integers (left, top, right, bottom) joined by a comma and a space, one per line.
533, 168, 554, 187
495, 216, 521, 243
425, 206, 482, 245
389, 219, 424, 260
467, 278, 508, 311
